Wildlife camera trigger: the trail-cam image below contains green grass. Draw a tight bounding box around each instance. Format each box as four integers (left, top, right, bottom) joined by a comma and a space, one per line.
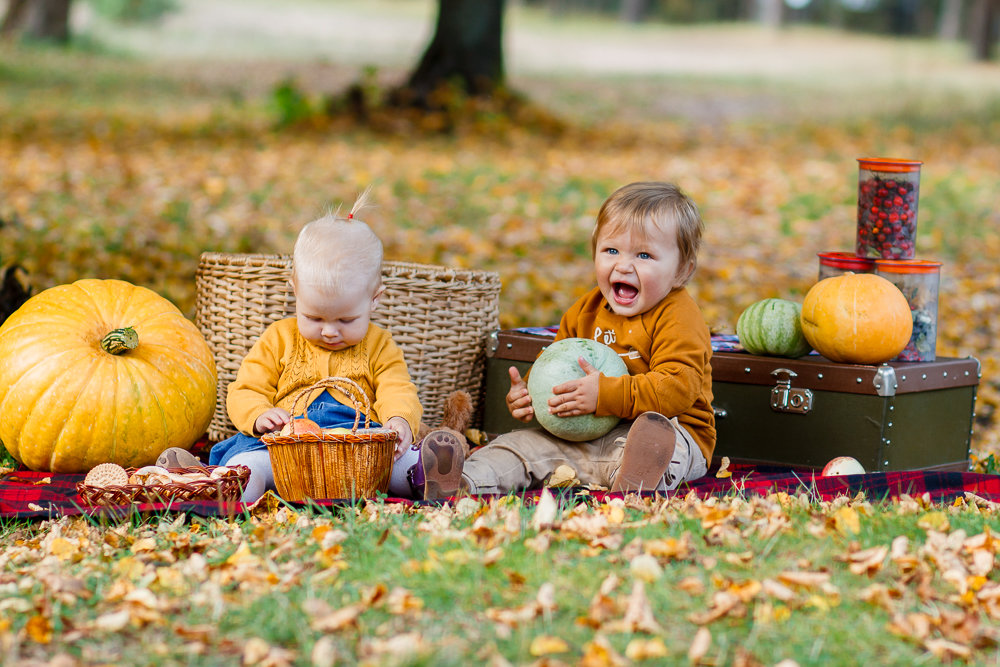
2, 493, 999, 664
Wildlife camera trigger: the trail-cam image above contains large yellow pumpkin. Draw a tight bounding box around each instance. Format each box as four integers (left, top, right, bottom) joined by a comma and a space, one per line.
0, 279, 217, 472
800, 273, 913, 364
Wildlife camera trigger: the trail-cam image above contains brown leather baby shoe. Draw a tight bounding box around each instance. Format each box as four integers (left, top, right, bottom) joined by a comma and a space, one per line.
611, 412, 676, 493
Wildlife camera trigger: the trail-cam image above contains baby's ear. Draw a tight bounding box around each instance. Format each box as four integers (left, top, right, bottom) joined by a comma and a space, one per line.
371, 285, 386, 307
675, 260, 696, 287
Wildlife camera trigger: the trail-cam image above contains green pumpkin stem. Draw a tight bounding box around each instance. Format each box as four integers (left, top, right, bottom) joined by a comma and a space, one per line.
101, 326, 139, 355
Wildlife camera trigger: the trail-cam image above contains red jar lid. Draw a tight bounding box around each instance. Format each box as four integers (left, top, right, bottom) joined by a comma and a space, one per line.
858, 157, 922, 173
817, 251, 875, 271
875, 258, 942, 274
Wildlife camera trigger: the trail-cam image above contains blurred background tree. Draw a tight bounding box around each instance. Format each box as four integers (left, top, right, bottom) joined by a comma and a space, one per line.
1, 0, 72, 42
1, 0, 176, 42
397, 0, 507, 105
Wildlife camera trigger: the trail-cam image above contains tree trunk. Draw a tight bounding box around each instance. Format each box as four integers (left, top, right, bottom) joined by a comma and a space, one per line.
938, 0, 964, 39
888, 0, 919, 35
1, 0, 72, 43
619, 0, 649, 24
970, 0, 998, 60
754, 0, 783, 29
401, 0, 506, 105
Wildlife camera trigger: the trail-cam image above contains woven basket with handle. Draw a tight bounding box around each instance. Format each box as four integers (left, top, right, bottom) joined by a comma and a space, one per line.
195, 253, 501, 442
261, 377, 397, 501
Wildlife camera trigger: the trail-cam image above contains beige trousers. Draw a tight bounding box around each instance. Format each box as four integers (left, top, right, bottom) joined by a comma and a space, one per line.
462, 414, 708, 495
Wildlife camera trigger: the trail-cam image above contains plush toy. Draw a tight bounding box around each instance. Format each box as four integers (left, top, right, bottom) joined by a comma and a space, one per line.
417, 390, 487, 454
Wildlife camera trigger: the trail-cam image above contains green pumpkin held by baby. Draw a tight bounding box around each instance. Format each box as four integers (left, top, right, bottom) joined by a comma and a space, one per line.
527, 337, 628, 442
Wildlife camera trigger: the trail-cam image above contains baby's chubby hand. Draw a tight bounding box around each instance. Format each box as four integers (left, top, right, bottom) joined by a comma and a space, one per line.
506, 366, 535, 423
385, 416, 413, 459
254, 408, 291, 435
547, 356, 600, 418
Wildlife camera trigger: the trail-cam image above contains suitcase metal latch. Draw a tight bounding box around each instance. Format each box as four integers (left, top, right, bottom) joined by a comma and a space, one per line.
770, 368, 813, 414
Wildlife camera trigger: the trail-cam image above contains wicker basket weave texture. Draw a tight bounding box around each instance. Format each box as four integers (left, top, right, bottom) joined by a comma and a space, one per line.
76, 465, 250, 507
266, 429, 396, 501
195, 253, 502, 442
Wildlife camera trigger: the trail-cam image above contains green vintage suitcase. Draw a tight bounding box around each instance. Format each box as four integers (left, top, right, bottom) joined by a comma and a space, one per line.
482, 330, 551, 436
482, 329, 980, 472
711, 352, 979, 472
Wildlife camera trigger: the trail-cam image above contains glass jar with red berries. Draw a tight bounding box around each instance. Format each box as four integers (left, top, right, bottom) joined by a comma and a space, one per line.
856, 157, 922, 259
875, 258, 941, 362
817, 251, 875, 281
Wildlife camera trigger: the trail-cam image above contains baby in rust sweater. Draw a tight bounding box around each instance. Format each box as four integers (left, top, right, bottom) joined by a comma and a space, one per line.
418, 182, 715, 497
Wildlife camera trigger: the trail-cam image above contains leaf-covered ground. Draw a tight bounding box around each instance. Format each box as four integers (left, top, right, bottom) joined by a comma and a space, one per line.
3, 490, 1000, 665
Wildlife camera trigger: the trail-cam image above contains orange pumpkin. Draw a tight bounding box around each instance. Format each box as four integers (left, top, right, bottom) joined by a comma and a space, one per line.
0, 279, 217, 472
800, 273, 913, 364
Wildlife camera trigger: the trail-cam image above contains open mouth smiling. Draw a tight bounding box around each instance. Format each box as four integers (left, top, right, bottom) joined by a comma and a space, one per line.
613, 282, 638, 304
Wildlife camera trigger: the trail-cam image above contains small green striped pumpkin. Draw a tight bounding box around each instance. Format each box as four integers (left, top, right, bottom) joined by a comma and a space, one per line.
736, 298, 812, 358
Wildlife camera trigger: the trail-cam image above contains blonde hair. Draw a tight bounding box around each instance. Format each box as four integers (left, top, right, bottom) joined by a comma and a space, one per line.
591, 182, 703, 285
292, 189, 383, 295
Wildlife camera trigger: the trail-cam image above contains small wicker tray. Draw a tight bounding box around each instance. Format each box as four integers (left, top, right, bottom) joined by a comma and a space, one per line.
76, 465, 250, 507
262, 377, 398, 502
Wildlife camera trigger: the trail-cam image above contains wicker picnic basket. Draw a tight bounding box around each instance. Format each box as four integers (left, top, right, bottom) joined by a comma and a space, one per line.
195, 252, 502, 442
261, 377, 397, 501
76, 465, 250, 507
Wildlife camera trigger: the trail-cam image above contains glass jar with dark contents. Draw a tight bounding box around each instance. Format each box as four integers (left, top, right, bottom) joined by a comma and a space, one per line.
817, 251, 875, 281
856, 158, 922, 260
875, 258, 941, 362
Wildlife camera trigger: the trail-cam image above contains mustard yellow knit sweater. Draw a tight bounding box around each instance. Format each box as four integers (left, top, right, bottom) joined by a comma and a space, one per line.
226, 318, 422, 436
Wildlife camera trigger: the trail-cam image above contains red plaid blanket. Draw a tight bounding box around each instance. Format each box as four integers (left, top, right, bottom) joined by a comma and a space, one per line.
3, 464, 999, 520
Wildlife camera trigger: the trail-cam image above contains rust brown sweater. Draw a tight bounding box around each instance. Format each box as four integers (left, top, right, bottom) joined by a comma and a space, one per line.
556, 286, 715, 461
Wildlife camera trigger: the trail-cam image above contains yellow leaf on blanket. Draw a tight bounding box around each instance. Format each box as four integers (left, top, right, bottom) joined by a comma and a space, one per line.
715, 456, 732, 478
464, 428, 488, 447
248, 490, 283, 517
546, 464, 580, 488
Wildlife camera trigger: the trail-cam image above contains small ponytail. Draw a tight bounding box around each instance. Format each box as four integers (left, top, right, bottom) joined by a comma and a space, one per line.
346, 185, 373, 220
